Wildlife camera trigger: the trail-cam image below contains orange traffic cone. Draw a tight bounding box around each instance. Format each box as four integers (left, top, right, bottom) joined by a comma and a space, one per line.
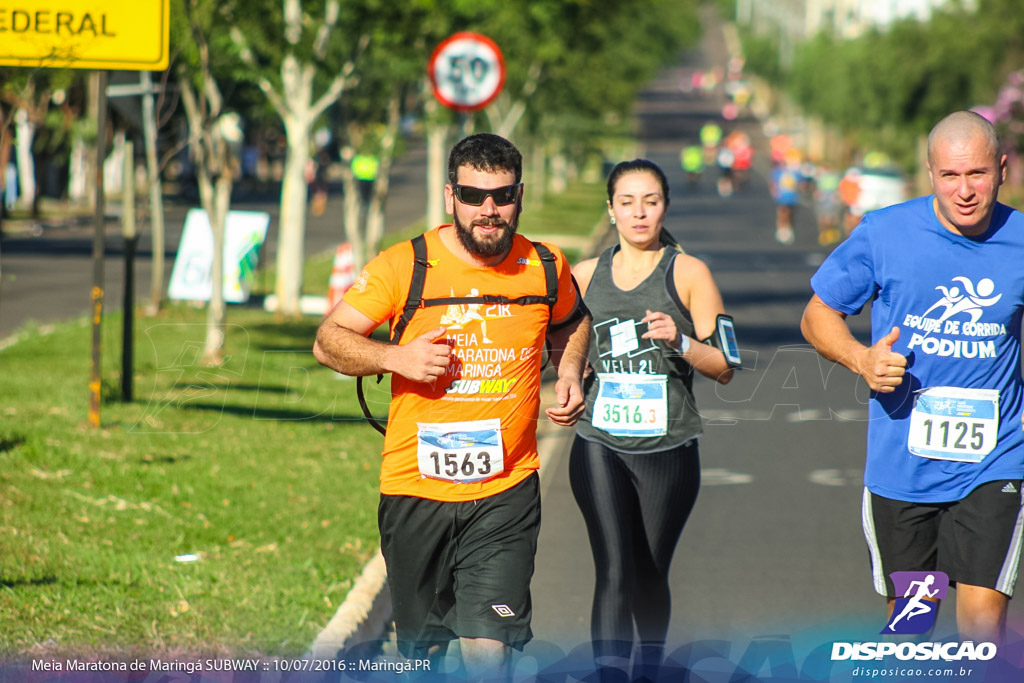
327, 243, 355, 311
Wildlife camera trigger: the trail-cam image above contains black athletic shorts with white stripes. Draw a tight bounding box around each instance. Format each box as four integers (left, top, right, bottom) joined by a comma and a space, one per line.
862, 479, 1024, 597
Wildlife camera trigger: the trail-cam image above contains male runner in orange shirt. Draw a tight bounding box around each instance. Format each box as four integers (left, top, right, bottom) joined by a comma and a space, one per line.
314, 133, 590, 677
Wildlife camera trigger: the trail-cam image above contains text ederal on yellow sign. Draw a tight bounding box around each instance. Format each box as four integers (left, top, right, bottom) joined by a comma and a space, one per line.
0, 0, 168, 70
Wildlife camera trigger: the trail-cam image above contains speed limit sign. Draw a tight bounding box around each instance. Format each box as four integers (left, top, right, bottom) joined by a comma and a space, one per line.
429, 32, 505, 112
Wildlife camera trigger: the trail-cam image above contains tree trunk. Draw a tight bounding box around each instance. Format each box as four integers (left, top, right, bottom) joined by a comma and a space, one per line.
196, 169, 217, 358
425, 120, 448, 230
177, 66, 233, 364
104, 131, 126, 196
424, 94, 448, 230
233, 21, 355, 319
201, 168, 232, 366
549, 145, 568, 194
338, 145, 366, 272
14, 110, 35, 209
68, 136, 89, 202
528, 137, 546, 210
142, 71, 166, 315
364, 93, 401, 262
197, 164, 232, 365
274, 118, 311, 317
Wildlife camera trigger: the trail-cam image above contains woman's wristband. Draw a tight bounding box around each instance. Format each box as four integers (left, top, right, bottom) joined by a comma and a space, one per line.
679, 333, 691, 354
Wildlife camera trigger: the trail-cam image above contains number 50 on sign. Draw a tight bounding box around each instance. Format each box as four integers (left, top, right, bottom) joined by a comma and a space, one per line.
429, 31, 505, 112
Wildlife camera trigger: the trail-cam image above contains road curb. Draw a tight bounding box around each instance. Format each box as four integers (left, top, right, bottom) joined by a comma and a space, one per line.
308, 550, 391, 659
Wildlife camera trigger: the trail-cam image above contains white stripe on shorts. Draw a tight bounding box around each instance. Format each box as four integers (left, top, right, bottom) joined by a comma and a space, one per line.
862, 487, 887, 596
995, 488, 1024, 596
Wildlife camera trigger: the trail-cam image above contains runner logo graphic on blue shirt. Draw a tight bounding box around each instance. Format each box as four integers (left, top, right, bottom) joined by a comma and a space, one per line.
881, 571, 949, 635
920, 276, 1002, 331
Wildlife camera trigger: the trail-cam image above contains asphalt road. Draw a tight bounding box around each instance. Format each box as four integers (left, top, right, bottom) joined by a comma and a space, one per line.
526, 9, 1024, 681
0, 144, 428, 340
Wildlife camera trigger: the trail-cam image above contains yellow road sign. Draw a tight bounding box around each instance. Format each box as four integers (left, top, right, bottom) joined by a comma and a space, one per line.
0, 0, 169, 71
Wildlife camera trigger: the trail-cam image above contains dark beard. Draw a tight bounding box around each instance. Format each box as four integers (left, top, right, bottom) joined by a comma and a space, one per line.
453, 212, 518, 258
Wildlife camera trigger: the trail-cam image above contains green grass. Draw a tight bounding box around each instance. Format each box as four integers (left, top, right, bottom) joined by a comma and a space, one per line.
525, 181, 610, 239
0, 307, 393, 657
0, 175, 606, 659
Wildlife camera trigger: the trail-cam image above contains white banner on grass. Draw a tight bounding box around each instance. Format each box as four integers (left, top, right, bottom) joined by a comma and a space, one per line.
168, 209, 270, 303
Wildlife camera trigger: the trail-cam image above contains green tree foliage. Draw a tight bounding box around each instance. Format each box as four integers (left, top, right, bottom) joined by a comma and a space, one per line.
738, 27, 782, 86
458, 0, 700, 159
168, 0, 703, 293
753, 0, 1024, 170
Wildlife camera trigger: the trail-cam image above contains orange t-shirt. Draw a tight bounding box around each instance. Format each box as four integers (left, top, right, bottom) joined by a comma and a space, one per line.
342, 226, 579, 502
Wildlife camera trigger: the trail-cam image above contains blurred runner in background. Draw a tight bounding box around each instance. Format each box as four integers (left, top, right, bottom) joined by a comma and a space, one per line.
716, 145, 735, 197
771, 149, 803, 245
681, 143, 703, 190
838, 166, 863, 234
724, 130, 753, 191
815, 165, 842, 245
699, 121, 723, 165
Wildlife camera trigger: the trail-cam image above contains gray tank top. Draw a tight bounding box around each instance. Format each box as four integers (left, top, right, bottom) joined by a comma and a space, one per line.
575, 245, 703, 453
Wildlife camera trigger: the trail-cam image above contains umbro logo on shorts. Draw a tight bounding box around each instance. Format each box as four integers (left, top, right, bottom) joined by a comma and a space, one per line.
1002, 482, 1018, 494
491, 604, 516, 618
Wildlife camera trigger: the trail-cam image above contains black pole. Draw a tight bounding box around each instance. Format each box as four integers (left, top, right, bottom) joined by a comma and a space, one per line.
121, 234, 137, 402
121, 139, 136, 403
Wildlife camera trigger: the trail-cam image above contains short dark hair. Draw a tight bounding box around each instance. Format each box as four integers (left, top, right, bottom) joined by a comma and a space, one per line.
606, 159, 670, 207
448, 133, 523, 184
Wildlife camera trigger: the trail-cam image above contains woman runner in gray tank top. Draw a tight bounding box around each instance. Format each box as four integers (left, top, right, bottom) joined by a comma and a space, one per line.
570, 159, 735, 681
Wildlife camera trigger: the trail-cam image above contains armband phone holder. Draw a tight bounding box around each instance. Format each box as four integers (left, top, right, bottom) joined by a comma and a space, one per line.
703, 314, 742, 368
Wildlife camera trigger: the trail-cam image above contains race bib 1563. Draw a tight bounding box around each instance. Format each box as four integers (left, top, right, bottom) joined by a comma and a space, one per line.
417, 418, 504, 483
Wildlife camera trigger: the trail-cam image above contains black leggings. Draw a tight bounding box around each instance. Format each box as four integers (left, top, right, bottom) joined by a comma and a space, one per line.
569, 436, 701, 665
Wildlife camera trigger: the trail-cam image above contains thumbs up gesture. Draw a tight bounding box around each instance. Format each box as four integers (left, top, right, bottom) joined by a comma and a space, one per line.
385, 327, 451, 383
859, 326, 907, 393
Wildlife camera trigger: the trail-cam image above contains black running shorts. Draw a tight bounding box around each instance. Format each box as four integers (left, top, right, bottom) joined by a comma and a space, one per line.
378, 473, 540, 657
863, 480, 1024, 597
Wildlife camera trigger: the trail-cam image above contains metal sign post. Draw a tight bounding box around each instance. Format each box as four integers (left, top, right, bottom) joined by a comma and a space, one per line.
0, 1, 170, 427
121, 140, 137, 403
88, 70, 108, 428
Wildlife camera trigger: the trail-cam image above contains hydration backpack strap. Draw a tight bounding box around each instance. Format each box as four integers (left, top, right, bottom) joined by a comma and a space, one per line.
357, 234, 431, 436
356, 373, 388, 436
531, 241, 559, 313
391, 233, 430, 344
357, 237, 562, 435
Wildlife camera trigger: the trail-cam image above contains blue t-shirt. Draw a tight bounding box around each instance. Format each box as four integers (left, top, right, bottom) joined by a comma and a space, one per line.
810, 196, 1024, 503
772, 166, 802, 205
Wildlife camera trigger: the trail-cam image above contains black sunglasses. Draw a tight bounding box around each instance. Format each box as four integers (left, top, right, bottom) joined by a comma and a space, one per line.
452, 183, 522, 206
